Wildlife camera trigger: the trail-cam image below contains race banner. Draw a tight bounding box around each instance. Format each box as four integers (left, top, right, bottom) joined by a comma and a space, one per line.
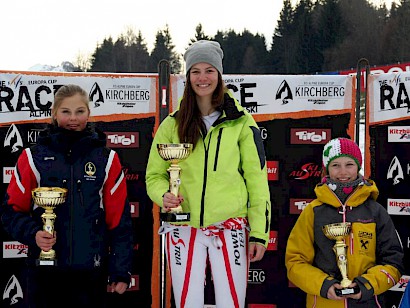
0, 71, 157, 125
0, 71, 157, 307
367, 72, 410, 305
171, 74, 354, 120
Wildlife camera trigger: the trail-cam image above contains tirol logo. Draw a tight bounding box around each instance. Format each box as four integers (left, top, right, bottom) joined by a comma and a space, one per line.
267, 161, 279, 181
388, 126, 410, 142
106, 132, 139, 148
4, 124, 23, 153
289, 163, 321, 180
387, 199, 410, 215
276, 80, 293, 104
127, 275, 139, 292
290, 198, 314, 214
387, 156, 405, 185
3, 275, 23, 305
267, 231, 278, 251
130, 202, 139, 218
90, 82, 104, 108
290, 128, 331, 144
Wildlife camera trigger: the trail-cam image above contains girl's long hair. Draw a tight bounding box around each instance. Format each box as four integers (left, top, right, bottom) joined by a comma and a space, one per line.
176, 73, 225, 147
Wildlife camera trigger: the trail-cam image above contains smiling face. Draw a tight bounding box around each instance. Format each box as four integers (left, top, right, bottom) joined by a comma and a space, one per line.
327, 156, 359, 183
189, 62, 219, 100
54, 93, 90, 131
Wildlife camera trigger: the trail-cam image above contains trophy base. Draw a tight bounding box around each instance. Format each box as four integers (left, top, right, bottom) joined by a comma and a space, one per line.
160, 212, 190, 222
335, 286, 360, 296
36, 259, 57, 266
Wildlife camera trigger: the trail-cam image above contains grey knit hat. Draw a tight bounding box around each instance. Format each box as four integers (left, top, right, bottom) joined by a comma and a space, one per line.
184, 40, 224, 75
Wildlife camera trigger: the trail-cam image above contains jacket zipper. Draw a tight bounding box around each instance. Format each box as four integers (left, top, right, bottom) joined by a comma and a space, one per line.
213, 128, 223, 171
77, 180, 84, 207
200, 134, 212, 227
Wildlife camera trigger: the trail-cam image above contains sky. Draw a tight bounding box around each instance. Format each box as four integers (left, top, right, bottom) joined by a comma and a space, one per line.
0, 0, 395, 71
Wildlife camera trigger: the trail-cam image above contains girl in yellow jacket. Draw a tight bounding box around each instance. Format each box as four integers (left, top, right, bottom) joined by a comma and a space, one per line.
286, 137, 403, 307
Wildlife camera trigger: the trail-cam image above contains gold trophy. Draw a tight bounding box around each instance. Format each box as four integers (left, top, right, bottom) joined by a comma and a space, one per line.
157, 143, 192, 222
323, 222, 359, 296
32, 187, 67, 266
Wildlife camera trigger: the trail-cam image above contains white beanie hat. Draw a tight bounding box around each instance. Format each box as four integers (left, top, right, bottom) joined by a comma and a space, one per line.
184, 40, 224, 75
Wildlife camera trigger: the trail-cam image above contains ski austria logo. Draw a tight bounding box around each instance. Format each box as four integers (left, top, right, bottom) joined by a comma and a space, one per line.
3, 275, 23, 305
275, 80, 293, 104
387, 156, 404, 185
4, 124, 23, 153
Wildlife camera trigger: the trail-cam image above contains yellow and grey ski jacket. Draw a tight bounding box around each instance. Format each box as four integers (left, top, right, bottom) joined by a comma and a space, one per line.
146, 92, 271, 246
286, 179, 403, 307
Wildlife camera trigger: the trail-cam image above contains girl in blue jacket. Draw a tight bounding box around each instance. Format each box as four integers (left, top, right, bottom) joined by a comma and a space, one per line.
1, 84, 133, 307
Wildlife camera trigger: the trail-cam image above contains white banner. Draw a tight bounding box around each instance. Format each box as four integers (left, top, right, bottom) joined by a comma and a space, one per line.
0, 72, 157, 124
172, 74, 353, 115
369, 72, 410, 124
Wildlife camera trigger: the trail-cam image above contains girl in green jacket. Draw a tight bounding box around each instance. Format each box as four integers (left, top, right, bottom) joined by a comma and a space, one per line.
146, 40, 271, 308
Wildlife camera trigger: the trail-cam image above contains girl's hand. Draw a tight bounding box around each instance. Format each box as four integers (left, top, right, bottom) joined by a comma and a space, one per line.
162, 192, 184, 212
35, 230, 56, 251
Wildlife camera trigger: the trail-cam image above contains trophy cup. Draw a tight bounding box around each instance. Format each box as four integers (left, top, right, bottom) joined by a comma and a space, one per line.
157, 143, 193, 222
323, 222, 359, 296
32, 187, 67, 266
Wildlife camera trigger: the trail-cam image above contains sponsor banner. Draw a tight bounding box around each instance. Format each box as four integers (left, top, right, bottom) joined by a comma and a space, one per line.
105, 132, 140, 148
340, 61, 410, 91
267, 231, 278, 251
0, 72, 156, 123
368, 72, 410, 123
267, 161, 279, 181
3, 167, 14, 183
390, 275, 409, 292
289, 198, 314, 214
128, 275, 139, 291
290, 128, 331, 144
387, 198, 410, 215
388, 126, 410, 142
172, 75, 353, 115
3, 241, 28, 258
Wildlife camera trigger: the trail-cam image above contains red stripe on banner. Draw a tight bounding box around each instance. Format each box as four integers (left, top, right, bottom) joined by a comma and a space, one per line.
220, 232, 240, 308
180, 228, 197, 308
